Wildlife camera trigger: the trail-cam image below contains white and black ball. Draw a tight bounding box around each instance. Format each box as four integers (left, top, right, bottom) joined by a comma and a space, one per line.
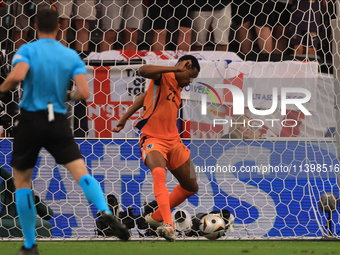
319, 192, 338, 213
172, 209, 192, 233
199, 214, 225, 240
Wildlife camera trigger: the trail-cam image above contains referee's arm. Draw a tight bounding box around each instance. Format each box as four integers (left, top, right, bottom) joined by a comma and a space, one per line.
67, 74, 90, 101
0, 62, 29, 95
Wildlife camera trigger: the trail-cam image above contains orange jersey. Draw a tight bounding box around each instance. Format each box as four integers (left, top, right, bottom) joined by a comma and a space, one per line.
135, 72, 182, 139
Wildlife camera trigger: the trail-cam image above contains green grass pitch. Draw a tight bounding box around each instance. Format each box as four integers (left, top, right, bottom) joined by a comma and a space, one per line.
2, 241, 340, 255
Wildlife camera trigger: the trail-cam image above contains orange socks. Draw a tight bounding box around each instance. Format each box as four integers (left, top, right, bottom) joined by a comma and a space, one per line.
152, 167, 173, 226
152, 184, 196, 223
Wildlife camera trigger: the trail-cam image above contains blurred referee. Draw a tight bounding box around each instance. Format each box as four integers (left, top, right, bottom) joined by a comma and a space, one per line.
0, 8, 129, 255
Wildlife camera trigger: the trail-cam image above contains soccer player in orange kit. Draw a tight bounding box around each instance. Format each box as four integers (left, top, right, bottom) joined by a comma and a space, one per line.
113, 55, 200, 241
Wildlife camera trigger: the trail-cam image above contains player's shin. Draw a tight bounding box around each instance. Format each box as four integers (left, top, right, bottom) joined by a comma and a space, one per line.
79, 174, 111, 213
152, 167, 173, 226
152, 184, 196, 222
15, 188, 37, 249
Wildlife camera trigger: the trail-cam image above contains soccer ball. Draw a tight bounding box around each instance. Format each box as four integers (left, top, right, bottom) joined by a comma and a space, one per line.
172, 209, 192, 233
199, 214, 226, 240
319, 192, 338, 213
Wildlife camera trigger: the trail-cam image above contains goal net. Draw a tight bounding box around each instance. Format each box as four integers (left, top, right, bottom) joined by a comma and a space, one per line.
0, 0, 339, 239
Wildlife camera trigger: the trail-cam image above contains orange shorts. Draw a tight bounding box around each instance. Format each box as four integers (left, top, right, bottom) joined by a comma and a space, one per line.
139, 134, 190, 171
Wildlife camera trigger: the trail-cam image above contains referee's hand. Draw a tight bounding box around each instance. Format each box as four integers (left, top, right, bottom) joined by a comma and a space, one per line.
0, 91, 5, 100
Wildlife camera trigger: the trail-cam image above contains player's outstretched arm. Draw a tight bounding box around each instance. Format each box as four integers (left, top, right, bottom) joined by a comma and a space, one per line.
66, 74, 90, 101
138, 60, 192, 80
112, 92, 146, 133
0, 62, 29, 97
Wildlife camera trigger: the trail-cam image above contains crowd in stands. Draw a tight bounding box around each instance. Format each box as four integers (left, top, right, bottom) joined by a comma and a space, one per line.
0, 0, 336, 59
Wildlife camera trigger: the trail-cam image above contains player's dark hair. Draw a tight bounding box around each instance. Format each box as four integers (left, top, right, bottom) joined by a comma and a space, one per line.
35, 8, 59, 34
177, 55, 200, 73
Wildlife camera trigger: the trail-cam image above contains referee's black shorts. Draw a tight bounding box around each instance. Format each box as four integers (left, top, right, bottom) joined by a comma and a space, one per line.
11, 110, 83, 171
